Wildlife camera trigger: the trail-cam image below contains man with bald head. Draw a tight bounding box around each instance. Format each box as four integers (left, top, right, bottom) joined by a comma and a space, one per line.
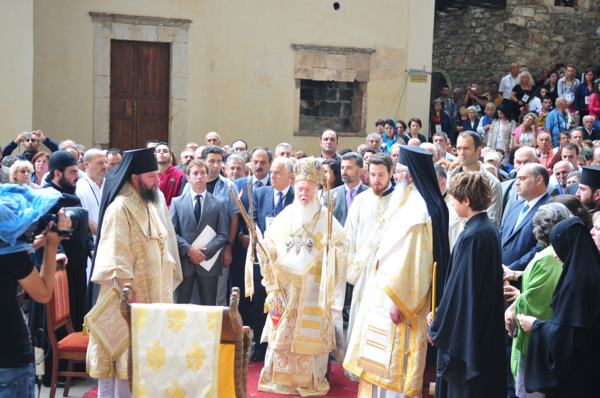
553, 160, 574, 194
420, 143, 439, 161
205, 132, 221, 147
501, 147, 558, 221
407, 138, 421, 146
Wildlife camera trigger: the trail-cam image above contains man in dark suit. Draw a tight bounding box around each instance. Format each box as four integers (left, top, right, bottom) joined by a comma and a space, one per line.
170, 159, 229, 305
501, 147, 558, 222
499, 163, 552, 398
230, 147, 272, 330
250, 157, 294, 362
323, 152, 368, 226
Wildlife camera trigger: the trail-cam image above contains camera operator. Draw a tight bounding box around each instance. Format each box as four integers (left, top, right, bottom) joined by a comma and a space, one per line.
2, 130, 59, 162
0, 209, 70, 397
41, 151, 95, 332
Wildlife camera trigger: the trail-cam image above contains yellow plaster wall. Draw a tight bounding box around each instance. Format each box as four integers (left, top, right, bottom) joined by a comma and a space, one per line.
31, 0, 434, 155
0, 0, 33, 147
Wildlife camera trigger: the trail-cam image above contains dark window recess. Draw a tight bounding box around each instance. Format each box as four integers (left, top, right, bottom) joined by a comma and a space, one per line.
299, 80, 366, 133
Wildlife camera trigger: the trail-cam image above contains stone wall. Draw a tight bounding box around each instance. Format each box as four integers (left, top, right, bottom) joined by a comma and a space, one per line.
432, 0, 600, 99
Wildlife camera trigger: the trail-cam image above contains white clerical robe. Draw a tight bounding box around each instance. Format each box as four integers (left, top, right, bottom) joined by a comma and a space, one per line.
344, 185, 433, 397
257, 205, 348, 397
344, 188, 394, 361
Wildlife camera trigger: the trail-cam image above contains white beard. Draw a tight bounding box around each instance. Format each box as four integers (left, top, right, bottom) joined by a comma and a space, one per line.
388, 175, 410, 210
291, 196, 322, 225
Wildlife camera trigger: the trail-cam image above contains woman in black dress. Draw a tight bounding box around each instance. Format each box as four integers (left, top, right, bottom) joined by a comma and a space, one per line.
519, 217, 600, 397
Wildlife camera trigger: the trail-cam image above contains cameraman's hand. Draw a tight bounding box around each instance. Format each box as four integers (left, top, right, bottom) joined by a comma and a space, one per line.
57, 208, 71, 231
32, 130, 46, 142
45, 222, 60, 247
15, 132, 26, 144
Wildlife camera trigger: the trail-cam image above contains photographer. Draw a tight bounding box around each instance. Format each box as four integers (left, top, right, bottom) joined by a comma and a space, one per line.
2, 130, 59, 162
42, 151, 95, 332
0, 209, 70, 397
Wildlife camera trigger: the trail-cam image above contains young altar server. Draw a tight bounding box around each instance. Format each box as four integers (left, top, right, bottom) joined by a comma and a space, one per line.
428, 171, 507, 397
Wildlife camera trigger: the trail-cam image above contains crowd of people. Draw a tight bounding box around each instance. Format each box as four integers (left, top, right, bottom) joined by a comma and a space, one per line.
1, 62, 600, 398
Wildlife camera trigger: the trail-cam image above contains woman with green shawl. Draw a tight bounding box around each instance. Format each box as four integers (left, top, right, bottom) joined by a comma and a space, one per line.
504, 203, 571, 398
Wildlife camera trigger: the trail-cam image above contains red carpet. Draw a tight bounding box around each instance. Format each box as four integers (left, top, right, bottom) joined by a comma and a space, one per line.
81, 362, 359, 397
247, 361, 359, 397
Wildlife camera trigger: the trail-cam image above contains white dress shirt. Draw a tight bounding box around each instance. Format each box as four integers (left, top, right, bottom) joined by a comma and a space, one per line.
252, 174, 269, 188
273, 184, 291, 208
75, 173, 105, 231
513, 193, 544, 232
499, 74, 518, 100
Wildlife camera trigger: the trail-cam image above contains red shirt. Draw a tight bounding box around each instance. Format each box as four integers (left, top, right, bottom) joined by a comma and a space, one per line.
159, 165, 184, 208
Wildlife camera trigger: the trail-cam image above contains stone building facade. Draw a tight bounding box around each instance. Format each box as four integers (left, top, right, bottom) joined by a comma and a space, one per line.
431, 0, 600, 99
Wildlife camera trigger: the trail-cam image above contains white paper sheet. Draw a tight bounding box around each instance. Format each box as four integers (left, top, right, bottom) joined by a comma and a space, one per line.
191, 226, 222, 271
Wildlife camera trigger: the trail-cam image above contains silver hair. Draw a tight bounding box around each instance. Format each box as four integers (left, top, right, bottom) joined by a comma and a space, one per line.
272, 157, 294, 174
467, 106, 478, 113
420, 143, 438, 158
366, 132, 382, 143
180, 149, 195, 159
10, 160, 34, 183
83, 148, 104, 163
275, 143, 292, 153
226, 154, 245, 166
73, 144, 86, 153
434, 144, 444, 157
483, 163, 497, 175
533, 203, 572, 248
553, 161, 574, 173
584, 115, 596, 123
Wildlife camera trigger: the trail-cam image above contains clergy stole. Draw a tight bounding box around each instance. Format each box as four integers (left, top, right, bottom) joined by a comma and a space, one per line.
271, 212, 342, 356
131, 304, 223, 398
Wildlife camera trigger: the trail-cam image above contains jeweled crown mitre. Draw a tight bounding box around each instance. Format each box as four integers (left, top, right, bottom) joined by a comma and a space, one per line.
293, 157, 325, 186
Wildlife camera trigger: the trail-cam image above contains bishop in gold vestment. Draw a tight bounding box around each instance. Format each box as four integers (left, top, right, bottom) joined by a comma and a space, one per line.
84, 148, 182, 398
256, 157, 349, 397
344, 146, 450, 398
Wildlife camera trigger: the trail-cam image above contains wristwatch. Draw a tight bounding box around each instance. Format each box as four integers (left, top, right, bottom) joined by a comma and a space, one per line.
227, 241, 235, 249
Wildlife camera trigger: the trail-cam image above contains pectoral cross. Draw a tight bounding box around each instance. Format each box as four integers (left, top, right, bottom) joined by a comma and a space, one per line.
309, 260, 323, 283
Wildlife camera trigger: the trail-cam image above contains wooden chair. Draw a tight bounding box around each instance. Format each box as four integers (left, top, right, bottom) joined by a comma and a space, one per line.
46, 269, 90, 398
119, 285, 252, 398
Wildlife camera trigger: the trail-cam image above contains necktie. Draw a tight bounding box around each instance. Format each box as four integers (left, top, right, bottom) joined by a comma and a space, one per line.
275, 191, 283, 215
515, 203, 530, 229
195, 194, 202, 224
346, 188, 356, 210
254, 180, 263, 189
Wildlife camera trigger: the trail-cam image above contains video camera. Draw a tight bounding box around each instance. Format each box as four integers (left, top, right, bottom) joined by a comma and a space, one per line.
20, 207, 88, 243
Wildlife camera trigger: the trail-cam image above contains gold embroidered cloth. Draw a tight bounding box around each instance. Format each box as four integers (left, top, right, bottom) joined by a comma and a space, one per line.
131, 304, 222, 398
257, 205, 348, 396
344, 187, 433, 397
86, 183, 177, 379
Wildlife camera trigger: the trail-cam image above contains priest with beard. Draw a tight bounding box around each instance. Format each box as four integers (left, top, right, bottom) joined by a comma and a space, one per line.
43, 151, 95, 332
85, 147, 182, 398
343, 153, 395, 382
256, 157, 349, 396
427, 171, 507, 398
344, 146, 450, 397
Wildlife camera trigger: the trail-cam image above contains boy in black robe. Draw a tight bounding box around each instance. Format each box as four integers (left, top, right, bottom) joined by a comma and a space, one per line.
428, 171, 507, 397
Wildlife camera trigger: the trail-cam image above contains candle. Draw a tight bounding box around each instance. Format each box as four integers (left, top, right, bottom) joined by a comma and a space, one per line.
432, 262, 437, 320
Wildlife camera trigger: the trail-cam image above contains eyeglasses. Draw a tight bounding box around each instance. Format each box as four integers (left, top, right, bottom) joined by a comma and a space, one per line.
555, 170, 569, 176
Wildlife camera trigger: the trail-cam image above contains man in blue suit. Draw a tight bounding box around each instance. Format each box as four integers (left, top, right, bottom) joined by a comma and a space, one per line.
231, 147, 272, 350
499, 163, 552, 398
323, 152, 368, 227
250, 157, 294, 362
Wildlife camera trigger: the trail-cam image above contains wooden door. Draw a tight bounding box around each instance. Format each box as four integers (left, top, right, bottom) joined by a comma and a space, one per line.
109, 40, 170, 151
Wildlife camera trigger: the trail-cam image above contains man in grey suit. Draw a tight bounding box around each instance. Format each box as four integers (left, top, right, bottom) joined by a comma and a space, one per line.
170, 159, 229, 305
501, 147, 558, 222
323, 152, 368, 226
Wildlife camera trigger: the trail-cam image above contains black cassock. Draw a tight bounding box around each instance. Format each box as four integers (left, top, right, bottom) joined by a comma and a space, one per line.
524, 218, 600, 397
428, 212, 507, 398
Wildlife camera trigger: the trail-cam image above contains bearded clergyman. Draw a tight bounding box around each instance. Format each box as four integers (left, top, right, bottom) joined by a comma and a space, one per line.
256, 157, 349, 396
85, 147, 182, 398
344, 146, 450, 397
344, 153, 395, 382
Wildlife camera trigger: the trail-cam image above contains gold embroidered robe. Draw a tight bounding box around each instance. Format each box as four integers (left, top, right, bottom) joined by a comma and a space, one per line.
86, 183, 180, 379
257, 205, 348, 396
344, 185, 433, 397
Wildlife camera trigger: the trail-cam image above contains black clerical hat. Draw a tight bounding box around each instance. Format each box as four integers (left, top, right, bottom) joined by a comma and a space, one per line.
48, 150, 78, 170
580, 165, 600, 188
397, 144, 432, 166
